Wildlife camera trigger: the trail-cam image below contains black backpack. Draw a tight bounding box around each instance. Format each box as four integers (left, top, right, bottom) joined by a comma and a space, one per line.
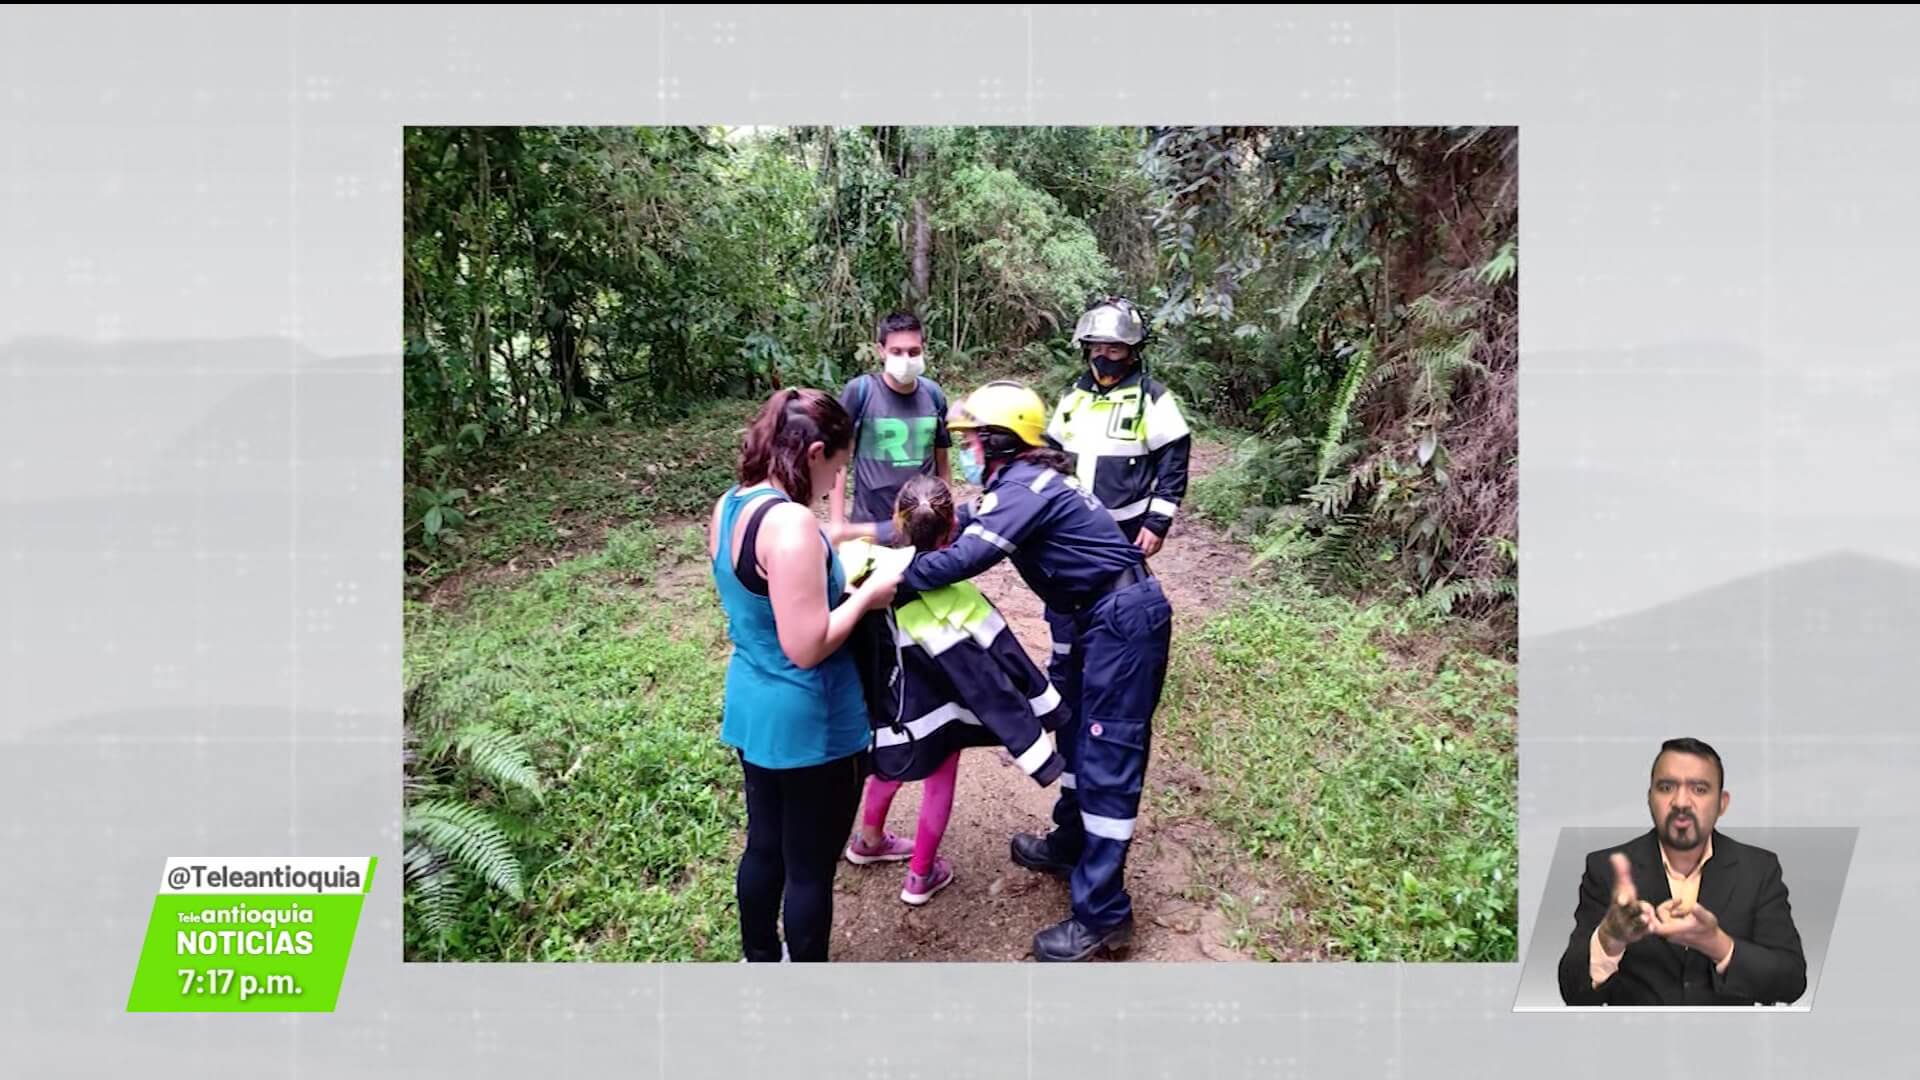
845, 605, 921, 782
845, 373, 949, 442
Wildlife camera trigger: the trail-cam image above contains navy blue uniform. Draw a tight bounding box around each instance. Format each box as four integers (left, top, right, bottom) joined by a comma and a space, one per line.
901, 458, 1174, 931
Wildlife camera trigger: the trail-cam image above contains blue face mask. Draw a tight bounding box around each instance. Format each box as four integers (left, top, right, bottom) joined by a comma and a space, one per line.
957, 445, 984, 486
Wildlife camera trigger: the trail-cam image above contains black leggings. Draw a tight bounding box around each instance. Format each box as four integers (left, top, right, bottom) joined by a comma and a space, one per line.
736, 751, 864, 962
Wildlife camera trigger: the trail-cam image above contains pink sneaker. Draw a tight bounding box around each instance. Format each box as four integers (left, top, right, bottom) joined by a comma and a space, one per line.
845, 831, 914, 865
900, 857, 955, 906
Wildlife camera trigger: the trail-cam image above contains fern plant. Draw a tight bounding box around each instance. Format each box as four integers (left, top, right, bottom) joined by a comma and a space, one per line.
1417, 575, 1517, 619
402, 672, 543, 944
1315, 343, 1374, 482
1277, 270, 1514, 598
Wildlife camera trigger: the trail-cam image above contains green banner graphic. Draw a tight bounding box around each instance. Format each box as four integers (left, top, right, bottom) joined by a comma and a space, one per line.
127, 857, 375, 1013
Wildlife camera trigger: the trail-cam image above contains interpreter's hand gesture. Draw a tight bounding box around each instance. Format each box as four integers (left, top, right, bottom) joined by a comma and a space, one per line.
1597, 853, 1656, 955
1651, 896, 1722, 953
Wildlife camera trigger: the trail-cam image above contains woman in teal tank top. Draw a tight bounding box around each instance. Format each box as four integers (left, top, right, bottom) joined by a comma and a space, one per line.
707, 388, 904, 962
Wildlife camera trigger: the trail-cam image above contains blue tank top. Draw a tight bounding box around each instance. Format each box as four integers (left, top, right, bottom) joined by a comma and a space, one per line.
711, 485, 870, 769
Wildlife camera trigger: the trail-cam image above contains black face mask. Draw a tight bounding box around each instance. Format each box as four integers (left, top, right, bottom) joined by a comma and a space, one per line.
1090, 355, 1133, 383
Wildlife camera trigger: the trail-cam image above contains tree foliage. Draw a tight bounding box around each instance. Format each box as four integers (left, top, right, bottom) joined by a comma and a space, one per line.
403, 125, 1517, 614
1142, 126, 1518, 614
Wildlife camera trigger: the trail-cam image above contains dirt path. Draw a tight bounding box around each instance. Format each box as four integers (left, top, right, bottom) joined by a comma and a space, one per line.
830, 442, 1267, 962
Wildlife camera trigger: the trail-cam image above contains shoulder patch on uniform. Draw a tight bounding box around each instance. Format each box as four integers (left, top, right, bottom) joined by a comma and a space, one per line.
976, 491, 1000, 517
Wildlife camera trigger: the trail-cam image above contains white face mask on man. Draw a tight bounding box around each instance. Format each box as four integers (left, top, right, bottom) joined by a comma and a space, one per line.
885, 352, 926, 384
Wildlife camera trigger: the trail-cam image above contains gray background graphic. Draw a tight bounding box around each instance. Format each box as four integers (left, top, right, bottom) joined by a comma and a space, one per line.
3, 5, 1916, 1077
1515, 826, 1857, 1010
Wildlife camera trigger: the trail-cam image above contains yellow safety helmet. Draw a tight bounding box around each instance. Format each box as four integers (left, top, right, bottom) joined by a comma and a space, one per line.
947, 380, 1050, 449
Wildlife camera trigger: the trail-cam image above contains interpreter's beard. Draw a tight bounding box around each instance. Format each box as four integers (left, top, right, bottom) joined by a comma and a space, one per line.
1661, 809, 1705, 851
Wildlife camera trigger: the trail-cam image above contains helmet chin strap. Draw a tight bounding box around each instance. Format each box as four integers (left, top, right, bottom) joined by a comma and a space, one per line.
976, 429, 1028, 478
988, 428, 1026, 454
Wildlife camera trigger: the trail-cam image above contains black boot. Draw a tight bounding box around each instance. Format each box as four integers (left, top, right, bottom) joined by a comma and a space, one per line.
1032, 915, 1134, 962
1009, 832, 1074, 880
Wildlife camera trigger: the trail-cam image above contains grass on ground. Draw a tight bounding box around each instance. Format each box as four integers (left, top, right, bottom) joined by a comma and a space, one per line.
404, 523, 743, 961
1156, 565, 1517, 962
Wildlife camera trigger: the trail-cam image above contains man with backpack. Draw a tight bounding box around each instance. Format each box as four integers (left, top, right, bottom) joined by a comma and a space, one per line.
828, 311, 951, 546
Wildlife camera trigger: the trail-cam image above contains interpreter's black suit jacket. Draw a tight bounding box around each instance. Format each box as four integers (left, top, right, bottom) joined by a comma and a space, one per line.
1557, 829, 1807, 1006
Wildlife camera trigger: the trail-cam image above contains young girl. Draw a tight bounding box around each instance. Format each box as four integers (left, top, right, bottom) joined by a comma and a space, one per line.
838, 474, 1067, 906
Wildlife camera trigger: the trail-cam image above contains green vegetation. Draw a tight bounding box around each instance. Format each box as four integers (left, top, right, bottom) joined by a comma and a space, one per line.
1159, 570, 1517, 961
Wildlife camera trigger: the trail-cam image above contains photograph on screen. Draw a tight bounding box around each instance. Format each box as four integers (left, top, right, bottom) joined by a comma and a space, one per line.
399, 125, 1518, 963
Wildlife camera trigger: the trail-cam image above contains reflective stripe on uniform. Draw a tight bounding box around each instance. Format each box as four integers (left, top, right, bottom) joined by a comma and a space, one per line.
1051, 642, 1072, 656
970, 608, 1010, 648
1064, 429, 1148, 461
1059, 771, 1076, 789
1104, 496, 1150, 522
1148, 498, 1179, 520
873, 702, 983, 748
1075, 448, 1100, 498
1081, 811, 1136, 841
894, 617, 965, 656
1029, 683, 1062, 715
1013, 735, 1056, 776
965, 523, 1017, 553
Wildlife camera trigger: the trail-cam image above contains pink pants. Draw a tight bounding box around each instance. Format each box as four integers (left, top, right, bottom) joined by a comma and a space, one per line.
860, 751, 960, 877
